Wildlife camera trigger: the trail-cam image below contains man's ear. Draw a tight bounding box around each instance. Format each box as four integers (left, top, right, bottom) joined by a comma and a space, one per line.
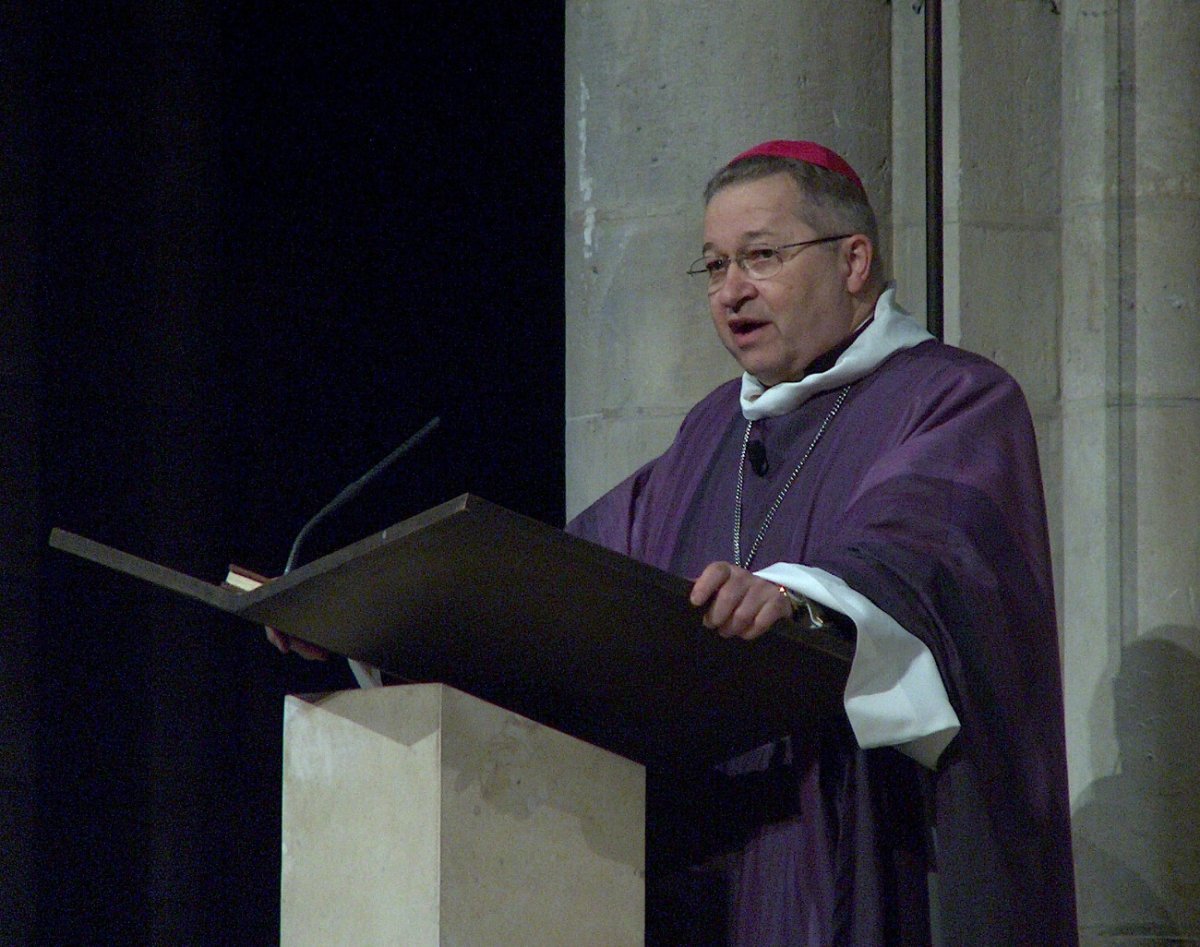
843, 234, 874, 294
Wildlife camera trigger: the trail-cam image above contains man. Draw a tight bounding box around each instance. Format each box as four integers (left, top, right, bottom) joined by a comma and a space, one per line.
566, 141, 1077, 944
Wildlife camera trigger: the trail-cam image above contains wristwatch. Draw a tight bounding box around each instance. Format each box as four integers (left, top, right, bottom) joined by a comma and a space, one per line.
779, 585, 831, 630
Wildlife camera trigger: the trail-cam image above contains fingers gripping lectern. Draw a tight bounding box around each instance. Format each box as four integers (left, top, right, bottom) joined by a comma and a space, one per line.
51, 494, 851, 945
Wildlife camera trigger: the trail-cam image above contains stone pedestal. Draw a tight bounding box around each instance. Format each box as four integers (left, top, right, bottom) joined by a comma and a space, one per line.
280, 684, 645, 946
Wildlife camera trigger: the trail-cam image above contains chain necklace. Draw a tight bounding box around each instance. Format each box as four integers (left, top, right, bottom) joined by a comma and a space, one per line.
733, 384, 852, 569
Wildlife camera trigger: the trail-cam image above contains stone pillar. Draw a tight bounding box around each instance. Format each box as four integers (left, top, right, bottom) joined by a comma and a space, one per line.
895, 1, 1200, 938
1061, 1, 1200, 941
564, 0, 891, 518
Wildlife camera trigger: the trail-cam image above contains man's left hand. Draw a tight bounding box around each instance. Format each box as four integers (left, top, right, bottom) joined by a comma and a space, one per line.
689, 561, 794, 640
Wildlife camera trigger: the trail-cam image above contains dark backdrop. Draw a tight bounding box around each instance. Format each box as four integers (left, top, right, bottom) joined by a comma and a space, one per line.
5, 5, 563, 943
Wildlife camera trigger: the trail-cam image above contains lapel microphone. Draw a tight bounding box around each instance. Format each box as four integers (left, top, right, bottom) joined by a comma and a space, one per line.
747, 439, 769, 477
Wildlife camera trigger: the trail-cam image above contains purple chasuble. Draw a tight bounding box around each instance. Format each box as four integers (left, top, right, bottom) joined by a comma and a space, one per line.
567, 340, 1077, 945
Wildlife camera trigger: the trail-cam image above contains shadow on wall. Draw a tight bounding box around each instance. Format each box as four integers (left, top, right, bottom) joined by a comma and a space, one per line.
1072, 632, 1200, 943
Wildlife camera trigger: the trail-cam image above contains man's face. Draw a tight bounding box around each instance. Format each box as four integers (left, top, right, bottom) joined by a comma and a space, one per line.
703, 173, 858, 385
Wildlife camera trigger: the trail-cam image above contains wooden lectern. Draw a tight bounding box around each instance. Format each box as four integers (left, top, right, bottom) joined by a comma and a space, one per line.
51, 494, 852, 944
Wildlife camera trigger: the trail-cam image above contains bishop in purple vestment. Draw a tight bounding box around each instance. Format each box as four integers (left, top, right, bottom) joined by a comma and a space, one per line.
567, 141, 1077, 944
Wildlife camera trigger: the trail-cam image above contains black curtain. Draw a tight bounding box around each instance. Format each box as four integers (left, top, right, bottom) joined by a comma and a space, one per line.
9, 4, 563, 943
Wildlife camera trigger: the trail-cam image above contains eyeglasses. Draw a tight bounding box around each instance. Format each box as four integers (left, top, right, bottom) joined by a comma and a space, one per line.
687, 234, 853, 293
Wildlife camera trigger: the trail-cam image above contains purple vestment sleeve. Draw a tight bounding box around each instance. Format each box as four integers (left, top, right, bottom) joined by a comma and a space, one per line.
564, 461, 653, 558
803, 356, 1076, 944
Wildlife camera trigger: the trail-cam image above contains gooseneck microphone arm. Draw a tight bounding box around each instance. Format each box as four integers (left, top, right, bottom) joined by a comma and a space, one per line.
283, 415, 442, 574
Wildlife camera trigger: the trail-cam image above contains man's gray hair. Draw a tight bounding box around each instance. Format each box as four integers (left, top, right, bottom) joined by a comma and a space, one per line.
704, 155, 883, 283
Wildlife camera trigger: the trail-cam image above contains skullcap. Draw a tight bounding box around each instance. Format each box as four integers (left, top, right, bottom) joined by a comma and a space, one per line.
729, 140, 865, 196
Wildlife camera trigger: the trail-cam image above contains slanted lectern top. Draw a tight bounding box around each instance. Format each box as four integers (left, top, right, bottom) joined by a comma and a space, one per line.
50, 493, 851, 768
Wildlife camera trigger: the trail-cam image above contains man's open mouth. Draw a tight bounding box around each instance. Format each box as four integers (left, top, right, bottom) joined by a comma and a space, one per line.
729, 318, 768, 338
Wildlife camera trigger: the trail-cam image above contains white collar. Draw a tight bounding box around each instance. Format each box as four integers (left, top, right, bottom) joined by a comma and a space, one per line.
739, 287, 933, 420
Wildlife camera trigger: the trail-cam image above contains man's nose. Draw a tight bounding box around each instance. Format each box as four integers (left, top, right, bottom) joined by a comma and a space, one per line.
714, 260, 756, 309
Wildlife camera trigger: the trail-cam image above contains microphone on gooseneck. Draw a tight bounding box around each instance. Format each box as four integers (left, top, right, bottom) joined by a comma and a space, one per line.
747, 439, 769, 477
283, 415, 442, 574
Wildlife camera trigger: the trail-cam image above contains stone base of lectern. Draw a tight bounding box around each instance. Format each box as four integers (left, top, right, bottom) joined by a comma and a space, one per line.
280, 684, 645, 945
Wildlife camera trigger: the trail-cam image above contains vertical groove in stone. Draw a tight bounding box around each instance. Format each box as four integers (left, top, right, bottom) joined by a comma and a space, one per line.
1115, 0, 1138, 649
